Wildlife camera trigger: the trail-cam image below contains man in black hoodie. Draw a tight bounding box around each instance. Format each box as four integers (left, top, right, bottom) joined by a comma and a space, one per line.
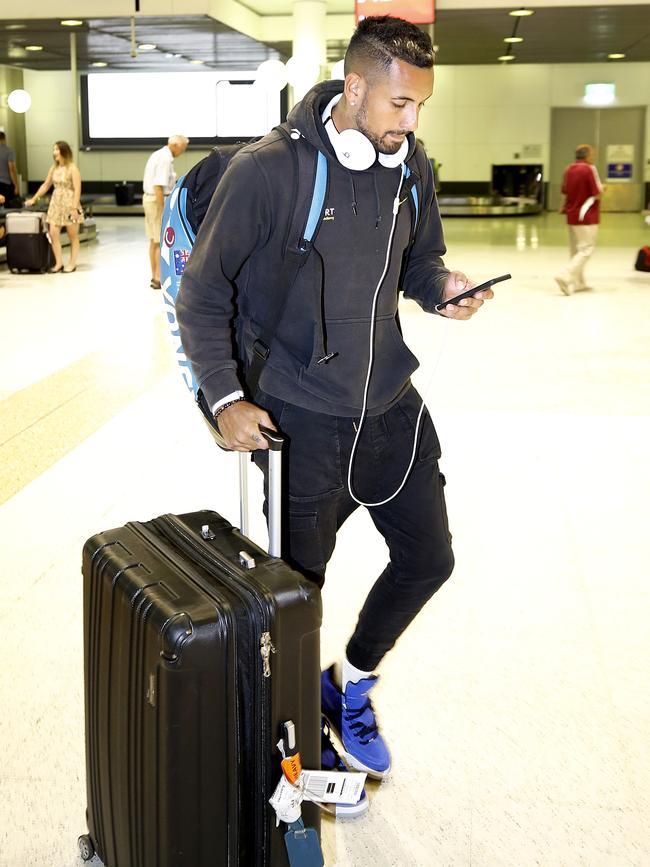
177, 16, 493, 793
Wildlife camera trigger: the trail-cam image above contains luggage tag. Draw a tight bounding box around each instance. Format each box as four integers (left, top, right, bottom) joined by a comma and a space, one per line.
282, 752, 303, 784
277, 722, 303, 784
284, 818, 324, 867
275, 732, 366, 807
273, 721, 324, 867
271, 726, 307, 826
301, 769, 367, 806
269, 774, 303, 825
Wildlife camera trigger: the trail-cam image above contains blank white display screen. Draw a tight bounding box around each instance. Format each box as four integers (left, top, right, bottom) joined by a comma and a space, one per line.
84, 72, 281, 143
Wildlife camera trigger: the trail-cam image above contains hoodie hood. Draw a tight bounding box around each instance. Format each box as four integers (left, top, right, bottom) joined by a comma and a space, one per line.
286, 79, 417, 170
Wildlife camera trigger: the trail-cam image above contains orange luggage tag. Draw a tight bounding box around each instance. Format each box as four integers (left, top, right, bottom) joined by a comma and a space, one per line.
282, 752, 302, 784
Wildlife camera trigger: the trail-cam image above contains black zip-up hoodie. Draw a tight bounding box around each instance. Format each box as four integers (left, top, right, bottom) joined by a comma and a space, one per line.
176, 80, 450, 417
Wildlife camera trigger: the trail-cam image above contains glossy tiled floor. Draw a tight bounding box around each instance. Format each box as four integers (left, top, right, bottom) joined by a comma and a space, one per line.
1, 212, 649, 867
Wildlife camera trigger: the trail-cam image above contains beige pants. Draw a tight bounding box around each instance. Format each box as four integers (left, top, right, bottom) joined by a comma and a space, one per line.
566, 224, 598, 289
143, 193, 163, 242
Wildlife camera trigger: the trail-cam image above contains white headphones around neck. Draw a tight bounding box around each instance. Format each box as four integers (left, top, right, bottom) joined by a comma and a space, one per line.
325, 115, 409, 172
323, 114, 409, 171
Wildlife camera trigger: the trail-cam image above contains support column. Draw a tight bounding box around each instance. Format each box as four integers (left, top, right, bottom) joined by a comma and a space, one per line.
70, 32, 81, 152
291, 0, 327, 102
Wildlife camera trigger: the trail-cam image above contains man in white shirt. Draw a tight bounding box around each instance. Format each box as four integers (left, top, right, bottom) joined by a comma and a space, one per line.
143, 134, 189, 289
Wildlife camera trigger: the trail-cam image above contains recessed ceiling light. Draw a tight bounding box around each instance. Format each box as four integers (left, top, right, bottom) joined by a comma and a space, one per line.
504, 36, 523, 43
5, 23, 27, 30
91, 61, 108, 67
25, 45, 44, 51
165, 52, 174, 58
61, 19, 83, 26
138, 43, 157, 51
608, 53, 626, 60
498, 54, 515, 61
509, 8, 534, 16
189, 59, 204, 65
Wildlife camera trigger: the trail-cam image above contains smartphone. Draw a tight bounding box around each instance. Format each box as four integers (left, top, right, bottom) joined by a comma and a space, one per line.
435, 273, 511, 312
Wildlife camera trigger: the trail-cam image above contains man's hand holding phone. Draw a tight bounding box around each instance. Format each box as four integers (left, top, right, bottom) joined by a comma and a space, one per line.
435, 272, 510, 319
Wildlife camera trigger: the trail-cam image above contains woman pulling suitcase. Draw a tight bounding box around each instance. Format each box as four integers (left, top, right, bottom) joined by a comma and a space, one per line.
26, 140, 84, 273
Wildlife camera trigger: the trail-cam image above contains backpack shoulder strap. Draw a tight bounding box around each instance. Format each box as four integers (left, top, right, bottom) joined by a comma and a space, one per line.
276, 124, 328, 252
245, 131, 328, 398
403, 163, 419, 235
403, 143, 432, 244
301, 149, 328, 249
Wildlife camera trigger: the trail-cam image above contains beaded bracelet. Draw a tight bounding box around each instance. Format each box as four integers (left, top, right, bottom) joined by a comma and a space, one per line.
213, 397, 245, 420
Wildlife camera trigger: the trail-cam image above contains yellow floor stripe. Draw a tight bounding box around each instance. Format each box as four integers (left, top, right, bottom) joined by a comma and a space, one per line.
0, 328, 174, 505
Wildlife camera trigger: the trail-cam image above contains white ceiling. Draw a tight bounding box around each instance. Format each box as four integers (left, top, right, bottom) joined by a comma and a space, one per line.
2, 5, 650, 69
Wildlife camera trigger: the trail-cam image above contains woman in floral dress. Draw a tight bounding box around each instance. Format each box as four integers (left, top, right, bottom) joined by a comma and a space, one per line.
26, 141, 84, 273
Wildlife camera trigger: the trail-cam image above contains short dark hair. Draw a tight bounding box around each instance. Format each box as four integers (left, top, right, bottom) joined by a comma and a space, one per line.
345, 16, 434, 77
55, 140, 73, 164
575, 145, 591, 160
0, 131, 6, 141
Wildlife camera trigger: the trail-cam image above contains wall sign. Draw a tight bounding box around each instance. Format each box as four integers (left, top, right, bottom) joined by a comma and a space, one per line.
606, 144, 634, 182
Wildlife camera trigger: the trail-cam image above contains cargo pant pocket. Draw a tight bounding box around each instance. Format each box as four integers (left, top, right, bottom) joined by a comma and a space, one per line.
286, 510, 326, 587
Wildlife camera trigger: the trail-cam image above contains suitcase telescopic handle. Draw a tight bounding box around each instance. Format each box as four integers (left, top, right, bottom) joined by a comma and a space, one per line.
238, 426, 284, 558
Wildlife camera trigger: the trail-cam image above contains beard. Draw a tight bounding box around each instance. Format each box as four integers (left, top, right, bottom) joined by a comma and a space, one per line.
355, 95, 405, 155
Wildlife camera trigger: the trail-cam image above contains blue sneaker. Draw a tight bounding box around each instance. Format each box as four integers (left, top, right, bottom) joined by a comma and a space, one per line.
320, 720, 369, 818
321, 665, 391, 779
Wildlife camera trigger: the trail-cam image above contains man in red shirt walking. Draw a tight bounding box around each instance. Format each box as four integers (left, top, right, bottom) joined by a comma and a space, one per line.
556, 144, 604, 295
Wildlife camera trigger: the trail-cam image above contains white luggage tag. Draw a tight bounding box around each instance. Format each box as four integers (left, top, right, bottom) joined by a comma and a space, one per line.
301, 769, 367, 805
269, 774, 303, 825
274, 735, 366, 807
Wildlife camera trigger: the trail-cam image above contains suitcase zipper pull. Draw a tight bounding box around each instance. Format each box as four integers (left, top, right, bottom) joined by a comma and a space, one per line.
260, 631, 276, 678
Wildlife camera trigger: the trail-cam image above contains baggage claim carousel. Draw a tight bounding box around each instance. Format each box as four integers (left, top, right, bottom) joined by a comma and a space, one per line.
438, 195, 542, 217
435, 163, 544, 217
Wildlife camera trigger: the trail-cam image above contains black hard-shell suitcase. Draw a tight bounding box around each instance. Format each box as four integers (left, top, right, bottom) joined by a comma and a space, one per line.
80, 434, 322, 866
5, 210, 53, 272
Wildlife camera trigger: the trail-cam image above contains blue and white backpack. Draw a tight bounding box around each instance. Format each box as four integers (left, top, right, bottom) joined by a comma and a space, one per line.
160, 131, 422, 439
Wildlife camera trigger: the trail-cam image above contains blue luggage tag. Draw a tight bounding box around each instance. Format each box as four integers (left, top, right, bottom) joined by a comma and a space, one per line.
284, 819, 323, 867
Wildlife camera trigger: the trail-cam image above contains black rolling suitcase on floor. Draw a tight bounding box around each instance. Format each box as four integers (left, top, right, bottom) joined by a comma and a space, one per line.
79, 431, 322, 866
5, 210, 54, 273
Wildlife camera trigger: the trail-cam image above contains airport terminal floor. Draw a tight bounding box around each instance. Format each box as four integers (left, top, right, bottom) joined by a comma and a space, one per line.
1, 211, 649, 866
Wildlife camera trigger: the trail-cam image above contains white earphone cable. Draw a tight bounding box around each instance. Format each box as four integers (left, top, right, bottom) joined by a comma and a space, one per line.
346, 169, 450, 508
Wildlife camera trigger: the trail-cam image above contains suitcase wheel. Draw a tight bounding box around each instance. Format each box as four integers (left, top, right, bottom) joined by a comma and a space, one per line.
78, 834, 95, 861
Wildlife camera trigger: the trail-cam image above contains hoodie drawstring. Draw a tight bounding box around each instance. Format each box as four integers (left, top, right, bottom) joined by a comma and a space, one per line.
349, 172, 358, 216
347, 171, 383, 228
372, 174, 382, 228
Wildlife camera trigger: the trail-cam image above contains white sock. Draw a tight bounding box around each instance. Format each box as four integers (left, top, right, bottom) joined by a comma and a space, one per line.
341, 657, 374, 691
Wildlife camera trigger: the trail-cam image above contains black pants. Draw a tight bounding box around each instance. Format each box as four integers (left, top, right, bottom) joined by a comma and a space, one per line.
0, 182, 16, 203
254, 386, 455, 671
